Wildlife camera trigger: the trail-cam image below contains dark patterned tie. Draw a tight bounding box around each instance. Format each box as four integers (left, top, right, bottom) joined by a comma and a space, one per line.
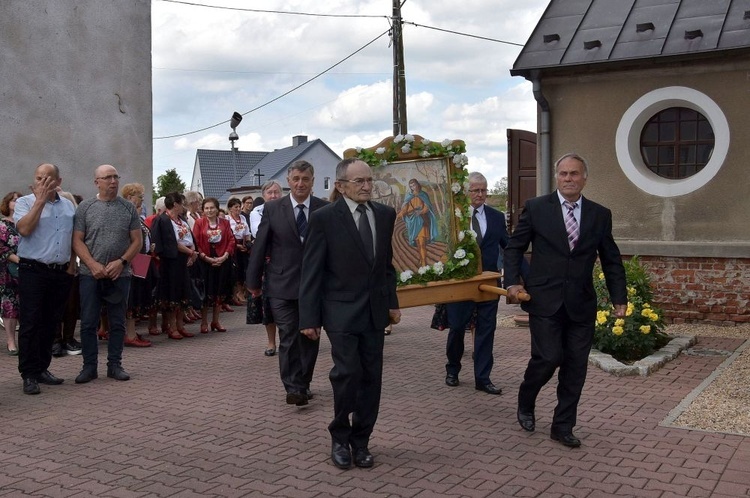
563, 201, 579, 250
472, 208, 483, 246
296, 204, 307, 240
356, 204, 374, 263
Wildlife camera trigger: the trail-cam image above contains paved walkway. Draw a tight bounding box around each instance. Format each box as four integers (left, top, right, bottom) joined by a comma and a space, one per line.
0, 303, 747, 497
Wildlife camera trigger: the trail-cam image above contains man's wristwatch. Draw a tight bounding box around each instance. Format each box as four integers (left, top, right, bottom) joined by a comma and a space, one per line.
119, 257, 128, 266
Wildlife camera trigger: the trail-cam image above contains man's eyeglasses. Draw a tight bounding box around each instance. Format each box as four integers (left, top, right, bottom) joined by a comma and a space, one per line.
468, 188, 488, 194
97, 174, 121, 181
339, 178, 374, 186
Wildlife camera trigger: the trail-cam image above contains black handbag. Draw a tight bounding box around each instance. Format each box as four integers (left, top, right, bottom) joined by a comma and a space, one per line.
189, 278, 205, 309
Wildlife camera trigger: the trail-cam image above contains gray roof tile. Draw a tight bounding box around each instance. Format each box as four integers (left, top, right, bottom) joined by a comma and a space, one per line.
196, 149, 267, 199
512, 0, 750, 76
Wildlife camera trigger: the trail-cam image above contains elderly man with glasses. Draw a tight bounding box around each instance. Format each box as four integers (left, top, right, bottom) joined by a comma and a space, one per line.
444, 172, 509, 396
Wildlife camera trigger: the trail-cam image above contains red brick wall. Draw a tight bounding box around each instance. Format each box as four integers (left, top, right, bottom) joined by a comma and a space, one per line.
635, 256, 750, 325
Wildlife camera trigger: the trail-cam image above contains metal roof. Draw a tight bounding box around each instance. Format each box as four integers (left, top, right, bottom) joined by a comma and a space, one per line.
235, 139, 320, 188
215, 138, 341, 204
511, 0, 750, 76
196, 149, 267, 200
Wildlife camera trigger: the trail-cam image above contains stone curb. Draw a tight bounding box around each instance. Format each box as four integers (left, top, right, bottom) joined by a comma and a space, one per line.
589, 336, 697, 376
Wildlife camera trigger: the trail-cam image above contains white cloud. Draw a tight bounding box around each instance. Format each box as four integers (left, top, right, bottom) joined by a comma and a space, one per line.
152, 0, 550, 194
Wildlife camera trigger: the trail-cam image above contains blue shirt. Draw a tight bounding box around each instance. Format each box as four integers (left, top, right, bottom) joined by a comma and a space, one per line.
13, 193, 76, 265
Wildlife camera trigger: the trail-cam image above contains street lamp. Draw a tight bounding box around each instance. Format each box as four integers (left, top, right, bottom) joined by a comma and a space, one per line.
229, 111, 242, 183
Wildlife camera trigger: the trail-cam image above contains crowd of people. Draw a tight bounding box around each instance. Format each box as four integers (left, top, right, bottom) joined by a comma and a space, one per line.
1, 152, 627, 467
0, 163, 277, 393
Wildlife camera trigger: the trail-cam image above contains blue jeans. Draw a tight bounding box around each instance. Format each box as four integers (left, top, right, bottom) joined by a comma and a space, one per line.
79, 275, 131, 369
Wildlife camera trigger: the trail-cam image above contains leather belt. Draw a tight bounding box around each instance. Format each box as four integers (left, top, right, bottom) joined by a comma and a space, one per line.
19, 258, 69, 272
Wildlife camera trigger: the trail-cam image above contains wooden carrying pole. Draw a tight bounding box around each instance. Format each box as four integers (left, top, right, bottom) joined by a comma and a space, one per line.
478, 284, 530, 301
397, 272, 530, 309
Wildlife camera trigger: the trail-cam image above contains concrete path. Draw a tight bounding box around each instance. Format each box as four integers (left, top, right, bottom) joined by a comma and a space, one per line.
0, 302, 747, 497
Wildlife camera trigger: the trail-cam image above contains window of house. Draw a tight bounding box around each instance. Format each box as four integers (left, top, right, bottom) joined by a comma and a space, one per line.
324, 177, 330, 189
615, 86, 729, 197
640, 107, 715, 179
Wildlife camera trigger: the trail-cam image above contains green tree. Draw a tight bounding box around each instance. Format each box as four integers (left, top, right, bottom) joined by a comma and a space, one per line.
153, 169, 186, 205
487, 177, 508, 210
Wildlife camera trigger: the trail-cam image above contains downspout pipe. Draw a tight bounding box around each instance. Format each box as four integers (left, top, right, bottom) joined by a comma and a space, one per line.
531, 71, 552, 194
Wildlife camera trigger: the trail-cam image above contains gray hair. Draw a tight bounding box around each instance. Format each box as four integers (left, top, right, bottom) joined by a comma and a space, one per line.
154, 196, 166, 212
261, 180, 283, 194
335, 157, 364, 180
467, 172, 487, 185
287, 160, 314, 176
554, 153, 589, 179
183, 190, 203, 204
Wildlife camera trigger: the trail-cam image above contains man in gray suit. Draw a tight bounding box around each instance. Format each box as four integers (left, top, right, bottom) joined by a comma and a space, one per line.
246, 160, 327, 407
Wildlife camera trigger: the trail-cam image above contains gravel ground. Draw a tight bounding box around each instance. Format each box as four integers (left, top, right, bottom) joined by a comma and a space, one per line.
668, 323, 750, 436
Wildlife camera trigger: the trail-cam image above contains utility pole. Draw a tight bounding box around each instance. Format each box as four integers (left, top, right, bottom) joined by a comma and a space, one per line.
392, 0, 407, 136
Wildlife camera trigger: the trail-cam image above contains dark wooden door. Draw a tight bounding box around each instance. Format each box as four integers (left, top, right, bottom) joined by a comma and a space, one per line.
507, 129, 537, 232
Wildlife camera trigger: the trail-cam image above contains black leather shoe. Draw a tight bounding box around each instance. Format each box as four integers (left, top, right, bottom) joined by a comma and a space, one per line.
550, 431, 581, 448
51, 341, 64, 358
37, 370, 64, 385
107, 365, 130, 381
75, 367, 98, 384
331, 441, 352, 469
517, 409, 535, 432
475, 382, 503, 395
353, 447, 374, 468
286, 391, 308, 406
445, 374, 459, 387
23, 378, 41, 395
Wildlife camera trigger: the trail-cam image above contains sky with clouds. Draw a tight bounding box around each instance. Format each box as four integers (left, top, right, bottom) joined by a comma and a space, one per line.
152, 0, 550, 190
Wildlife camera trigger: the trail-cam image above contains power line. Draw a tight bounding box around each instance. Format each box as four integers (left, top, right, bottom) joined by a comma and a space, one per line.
153, 28, 390, 140
403, 21, 525, 47
158, 0, 386, 19
153, 66, 390, 76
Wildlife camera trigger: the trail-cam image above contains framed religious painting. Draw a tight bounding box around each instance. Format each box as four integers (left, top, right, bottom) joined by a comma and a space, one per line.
344, 134, 483, 288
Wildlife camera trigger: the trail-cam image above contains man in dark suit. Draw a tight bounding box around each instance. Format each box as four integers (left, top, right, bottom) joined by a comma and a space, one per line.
444, 172, 508, 395
299, 158, 400, 470
505, 153, 627, 448
246, 160, 327, 407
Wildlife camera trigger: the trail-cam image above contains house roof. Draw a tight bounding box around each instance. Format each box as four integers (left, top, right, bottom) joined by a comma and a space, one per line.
196, 149, 267, 200
215, 138, 341, 204
511, 0, 750, 77
234, 138, 323, 187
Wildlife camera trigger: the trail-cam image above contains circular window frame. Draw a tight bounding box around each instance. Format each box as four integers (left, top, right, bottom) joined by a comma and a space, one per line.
615, 86, 729, 197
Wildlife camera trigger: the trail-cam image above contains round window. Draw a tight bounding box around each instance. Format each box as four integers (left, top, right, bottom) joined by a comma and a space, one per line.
616, 87, 728, 197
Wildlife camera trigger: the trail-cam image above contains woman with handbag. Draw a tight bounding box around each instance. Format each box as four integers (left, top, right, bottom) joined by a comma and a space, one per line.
150, 192, 198, 340
247, 181, 283, 356
121, 183, 155, 347
192, 197, 234, 333
0, 191, 22, 355
227, 197, 251, 305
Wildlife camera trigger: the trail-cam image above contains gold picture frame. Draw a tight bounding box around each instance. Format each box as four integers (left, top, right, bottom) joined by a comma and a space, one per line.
344, 134, 482, 287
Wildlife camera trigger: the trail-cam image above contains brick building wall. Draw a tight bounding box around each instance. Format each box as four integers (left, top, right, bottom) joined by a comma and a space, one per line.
637, 256, 750, 325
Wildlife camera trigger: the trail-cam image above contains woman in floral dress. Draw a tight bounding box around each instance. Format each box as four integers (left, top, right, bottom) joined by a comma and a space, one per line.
0, 191, 22, 355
